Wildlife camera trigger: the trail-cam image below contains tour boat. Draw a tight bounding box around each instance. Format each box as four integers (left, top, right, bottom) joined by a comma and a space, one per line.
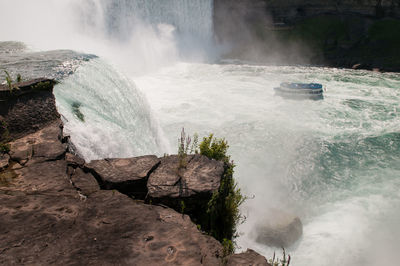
274, 82, 324, 100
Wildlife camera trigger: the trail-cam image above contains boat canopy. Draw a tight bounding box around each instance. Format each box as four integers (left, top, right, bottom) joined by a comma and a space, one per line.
280, 82, 323, 90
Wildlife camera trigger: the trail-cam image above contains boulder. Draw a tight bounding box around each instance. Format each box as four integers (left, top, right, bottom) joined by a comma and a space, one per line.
254, 209, 303, 248
226, 249, 271, 266
85, 156, 160, 199
147, 154, 224, 199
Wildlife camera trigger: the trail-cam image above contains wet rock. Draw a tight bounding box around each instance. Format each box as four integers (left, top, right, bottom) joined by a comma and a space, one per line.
0, 153, 9, 171
85, 156, 160, 199
147, 154, 224, 199
254, 209, 303, 248
226, 249, 271, 266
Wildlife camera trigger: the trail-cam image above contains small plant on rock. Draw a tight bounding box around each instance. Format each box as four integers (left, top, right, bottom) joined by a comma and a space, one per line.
269, 248, 291, 266
3, 70, 20, 93
177, 127, 192, 169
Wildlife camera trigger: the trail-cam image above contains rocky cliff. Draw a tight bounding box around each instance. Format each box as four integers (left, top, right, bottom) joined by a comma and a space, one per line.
214, 0, 400, 71
0, 80, 270, 265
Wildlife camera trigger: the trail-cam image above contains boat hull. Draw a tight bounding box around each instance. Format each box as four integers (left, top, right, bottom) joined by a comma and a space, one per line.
274, 83, 324, 100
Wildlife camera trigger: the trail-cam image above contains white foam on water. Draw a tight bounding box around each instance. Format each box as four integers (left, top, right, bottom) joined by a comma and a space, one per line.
135, 62, 400, 266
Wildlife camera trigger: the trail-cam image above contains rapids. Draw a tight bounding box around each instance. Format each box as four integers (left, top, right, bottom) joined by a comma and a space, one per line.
1, 1, 400, 265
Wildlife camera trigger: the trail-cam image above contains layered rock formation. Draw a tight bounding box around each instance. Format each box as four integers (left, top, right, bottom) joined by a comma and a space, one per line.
214, 0, 400, 71
0, 79, 270, 265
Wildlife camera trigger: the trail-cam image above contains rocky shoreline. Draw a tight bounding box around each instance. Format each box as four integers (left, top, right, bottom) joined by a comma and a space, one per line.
0, 80, 270, 265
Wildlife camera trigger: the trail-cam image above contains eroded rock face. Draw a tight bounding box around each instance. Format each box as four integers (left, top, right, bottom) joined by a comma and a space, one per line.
8, 120, 67, 165
85, 156, 160, 198
0, 78, 59, 141
254, 209, 303, 248
147, 154, 224, 199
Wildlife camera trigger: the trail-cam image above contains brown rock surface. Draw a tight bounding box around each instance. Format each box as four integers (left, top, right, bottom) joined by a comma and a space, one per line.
0, 78, 269, 265
85, 156, 160, 198
0, 79, 59, 141
148, 154, 224, 198
9, 120, 67, 165
70, 167, 100, 197
0, 123, 225, 265
227, 249, 271, 266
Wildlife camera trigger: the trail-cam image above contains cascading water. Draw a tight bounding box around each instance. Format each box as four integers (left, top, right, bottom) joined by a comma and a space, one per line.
0, 0, 214, 74
54, 58, 168, 160
1, 1, 400, 266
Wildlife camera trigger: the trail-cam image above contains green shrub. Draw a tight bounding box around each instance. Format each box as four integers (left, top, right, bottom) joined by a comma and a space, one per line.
199, 134, 228, 161
222, 238, 234, 257
31, 81, 54, 91
3, 70, 21, 93
0, 143, 10, 153
200, 134, 246, 252
175, 130, 246, 254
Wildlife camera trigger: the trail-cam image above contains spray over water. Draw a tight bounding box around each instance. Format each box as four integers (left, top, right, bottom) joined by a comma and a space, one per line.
1, 1, 400, 266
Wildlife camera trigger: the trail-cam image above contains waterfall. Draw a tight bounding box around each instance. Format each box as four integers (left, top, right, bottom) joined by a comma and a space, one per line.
0, 0, 215, 73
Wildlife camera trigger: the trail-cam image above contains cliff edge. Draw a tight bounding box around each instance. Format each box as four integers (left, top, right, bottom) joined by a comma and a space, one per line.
0, 79, 270, 265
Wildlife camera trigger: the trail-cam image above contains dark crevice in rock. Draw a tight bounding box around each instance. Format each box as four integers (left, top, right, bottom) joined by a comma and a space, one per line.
84, 156, 160, 200
82, 166, 106, 190
66, 166, 84, 197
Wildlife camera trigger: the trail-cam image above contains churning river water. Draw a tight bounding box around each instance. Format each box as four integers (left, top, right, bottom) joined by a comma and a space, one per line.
1, 0, 400, 265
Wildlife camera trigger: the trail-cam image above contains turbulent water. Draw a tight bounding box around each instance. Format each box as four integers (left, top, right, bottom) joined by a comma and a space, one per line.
1, 0, 400, 265
135, 63, 400, 265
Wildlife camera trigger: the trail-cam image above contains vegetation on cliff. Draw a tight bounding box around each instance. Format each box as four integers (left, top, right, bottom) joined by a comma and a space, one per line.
178, 129, 245, 254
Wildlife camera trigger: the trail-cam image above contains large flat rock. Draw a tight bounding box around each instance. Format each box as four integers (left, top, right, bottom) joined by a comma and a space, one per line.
148, 155, 224, 199
0, 190, 224, 265
85, 156, 160, 198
